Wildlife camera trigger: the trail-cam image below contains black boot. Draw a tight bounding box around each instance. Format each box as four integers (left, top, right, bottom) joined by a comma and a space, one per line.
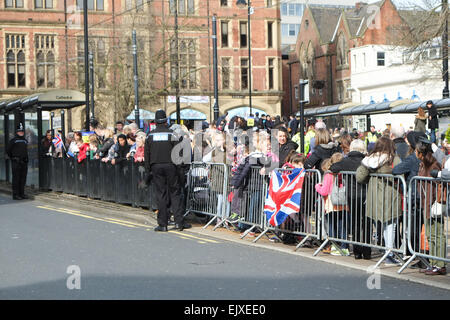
154, 225, 168, 232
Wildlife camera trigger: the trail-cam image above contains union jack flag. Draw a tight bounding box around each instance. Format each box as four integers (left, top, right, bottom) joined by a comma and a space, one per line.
264, 168, 306, 227
52, 133, 63, 149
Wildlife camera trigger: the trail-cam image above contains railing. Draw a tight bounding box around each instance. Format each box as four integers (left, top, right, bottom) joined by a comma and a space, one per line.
399, 176, 449, 273
40, 157, 154, 209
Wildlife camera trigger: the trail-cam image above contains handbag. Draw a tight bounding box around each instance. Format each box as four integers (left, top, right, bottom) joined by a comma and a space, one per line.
431, 182, 447, 218
330, 174, 347, 206
431, 201, 445, 218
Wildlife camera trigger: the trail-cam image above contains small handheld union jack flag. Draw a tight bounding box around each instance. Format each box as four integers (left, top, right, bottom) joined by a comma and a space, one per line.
52, 133, 64, 150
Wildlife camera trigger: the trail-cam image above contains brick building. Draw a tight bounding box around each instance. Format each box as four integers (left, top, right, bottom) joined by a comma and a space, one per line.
0, 0, 283, 129
284, 0, 413, 122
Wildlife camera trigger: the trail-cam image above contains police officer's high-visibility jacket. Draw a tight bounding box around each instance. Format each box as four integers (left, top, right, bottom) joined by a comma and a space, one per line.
292, 129, 315, 154
365, 131, 378, 145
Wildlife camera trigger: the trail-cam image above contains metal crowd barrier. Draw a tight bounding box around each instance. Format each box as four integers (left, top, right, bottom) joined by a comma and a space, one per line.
41, 157, 154, 209
235, 166, 269, 240
398, 176, 449, 273
254, 168, 322, 247
312, 172, 408, 269
185, 162, 229, 228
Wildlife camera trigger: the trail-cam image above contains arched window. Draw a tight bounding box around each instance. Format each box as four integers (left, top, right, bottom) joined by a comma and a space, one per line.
337, 33, 348, 67
46, 51, 55, 87
35, 34, 56, 88
306, 42, 315, 80
36, 51, 45, 87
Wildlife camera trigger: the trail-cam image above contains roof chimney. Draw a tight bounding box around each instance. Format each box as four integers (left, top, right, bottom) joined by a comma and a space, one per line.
355, 2, 368, 11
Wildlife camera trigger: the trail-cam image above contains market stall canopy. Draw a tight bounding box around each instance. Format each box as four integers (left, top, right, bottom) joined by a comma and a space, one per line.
390, 99, 450, 113
169, 108, 207, 120
314, 104, 342, 116
0, 98, 13, 114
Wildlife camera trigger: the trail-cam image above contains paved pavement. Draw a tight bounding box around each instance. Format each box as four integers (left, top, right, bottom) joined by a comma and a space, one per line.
0, 190, 449, 300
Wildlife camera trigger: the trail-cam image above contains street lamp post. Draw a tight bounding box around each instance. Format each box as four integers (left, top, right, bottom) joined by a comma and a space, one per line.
83, 0, 90, 131
89, 51, 95, 123
132, 30, 140, 128
212, 15, 219, 124
443, 0, 449, 98
237, 0, 252, 116
174, 0, 181, 124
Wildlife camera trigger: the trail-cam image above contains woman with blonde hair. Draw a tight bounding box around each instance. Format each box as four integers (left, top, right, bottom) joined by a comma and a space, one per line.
95, 129, 115, 160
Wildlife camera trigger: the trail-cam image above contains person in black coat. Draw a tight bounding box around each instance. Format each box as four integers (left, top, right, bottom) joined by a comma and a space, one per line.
7, 123, 29, 200
112, 134, 130, 165
277, 127, 299, 167
426, 100, 439, 143
329, 139, 370, 260
304, 128, 341, 174
392, 131, 426, 265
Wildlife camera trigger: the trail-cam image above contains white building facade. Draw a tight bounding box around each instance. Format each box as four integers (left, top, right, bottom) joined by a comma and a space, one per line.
350, 44, 445, 132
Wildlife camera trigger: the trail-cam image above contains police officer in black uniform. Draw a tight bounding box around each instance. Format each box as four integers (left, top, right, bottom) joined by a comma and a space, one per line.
144, 110, 191, 232
7, 123, 29, 200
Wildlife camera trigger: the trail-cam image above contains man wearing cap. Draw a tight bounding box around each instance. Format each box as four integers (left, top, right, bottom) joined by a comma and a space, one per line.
144, 109, 190, 232
7, 123, 29, 200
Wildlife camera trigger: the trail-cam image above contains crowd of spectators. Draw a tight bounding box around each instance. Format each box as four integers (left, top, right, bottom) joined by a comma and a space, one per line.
39, 108, 448, 275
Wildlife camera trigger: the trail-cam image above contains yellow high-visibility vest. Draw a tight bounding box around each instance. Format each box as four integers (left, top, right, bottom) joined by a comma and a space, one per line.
366, 132, 378, 144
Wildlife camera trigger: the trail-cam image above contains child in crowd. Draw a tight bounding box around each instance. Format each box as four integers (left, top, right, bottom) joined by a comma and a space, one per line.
88, 134, 99, 160
134, 135, 145, 163
315, 152, 349, 256
291, 153, 306, 169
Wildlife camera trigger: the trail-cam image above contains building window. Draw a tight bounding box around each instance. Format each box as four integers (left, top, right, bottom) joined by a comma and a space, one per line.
288, 24, 299, 36
221, 57, 230, 90
35, 34, 55, 88
6, 34, 26, 88
135, 0, 143, 11
77, 37, 85, 88
282, 24, 300, 37
76, 0, 104, 11
240, 21, 247, 48
5, 0, 23, 8
96, 38, 106, 88
294, 86, 298, 100
220, 0, 228, 6
345, 80, 351, 100
281, 3, 287, 15
169, 0, 195, 15
221, 21, 229, 48
281, 24, 288, 37
337, 33, 348, 67
377, 52, 385, 66
268, 58, 274, 90
282, 3, 302, 16
170, 39, 197, 89
241, 58, 248, 90
35, 0, 52, 8
267, 21, 273, 48
266, 0, 272, 7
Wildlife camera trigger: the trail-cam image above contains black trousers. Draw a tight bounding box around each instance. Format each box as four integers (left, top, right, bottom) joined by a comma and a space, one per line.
152, 163, 184, 227
349, 198, 372, 257
11, 160, 28, 197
